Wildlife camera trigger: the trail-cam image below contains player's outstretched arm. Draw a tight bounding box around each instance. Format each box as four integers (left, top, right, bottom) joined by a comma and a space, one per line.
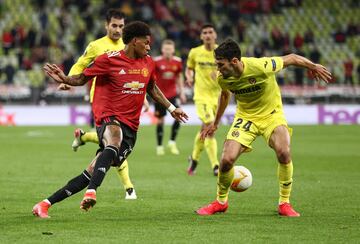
147, 82, 188, 123
282, 54, 332, 83
43, 63, 91, 86
200, 89, 231, 140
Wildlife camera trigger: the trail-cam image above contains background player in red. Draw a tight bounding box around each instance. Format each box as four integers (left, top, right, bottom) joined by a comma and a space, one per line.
153, 39, 186, 155
33, 21, 188, 218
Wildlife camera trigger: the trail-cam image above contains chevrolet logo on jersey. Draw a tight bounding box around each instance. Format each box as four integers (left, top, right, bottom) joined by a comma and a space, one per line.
123, 81, 145, 90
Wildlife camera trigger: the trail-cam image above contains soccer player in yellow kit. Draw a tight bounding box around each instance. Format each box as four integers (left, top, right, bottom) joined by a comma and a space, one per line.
59, 9, 137, 200
185, 24, 221, 176
196, 39, 332, 216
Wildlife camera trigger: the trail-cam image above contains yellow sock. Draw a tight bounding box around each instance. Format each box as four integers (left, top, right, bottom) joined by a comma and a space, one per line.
278, 161, 293, 203
216, 167, 234, 203
204, 137, 219, 169
115, 160, 134, 190
191, 132, 204, 161
81, 131, 99, 144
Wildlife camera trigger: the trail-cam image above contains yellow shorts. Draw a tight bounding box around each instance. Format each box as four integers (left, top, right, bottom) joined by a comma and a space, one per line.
226, 111, 292, 152
195, 103, 217, 124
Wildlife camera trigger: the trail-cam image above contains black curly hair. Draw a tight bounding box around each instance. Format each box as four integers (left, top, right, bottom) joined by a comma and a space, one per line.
122, 21, 151, 44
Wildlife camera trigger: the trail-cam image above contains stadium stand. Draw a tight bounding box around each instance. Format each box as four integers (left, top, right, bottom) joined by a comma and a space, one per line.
0, 0, 359, 104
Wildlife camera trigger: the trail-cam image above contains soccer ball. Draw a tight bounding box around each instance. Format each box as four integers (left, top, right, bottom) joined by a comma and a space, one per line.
230, 165, 252, 192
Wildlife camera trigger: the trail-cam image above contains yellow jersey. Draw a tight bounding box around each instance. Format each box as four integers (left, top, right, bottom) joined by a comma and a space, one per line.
218, 57, 284, 119
69, 36, 125, 102
187, 45, 221, 105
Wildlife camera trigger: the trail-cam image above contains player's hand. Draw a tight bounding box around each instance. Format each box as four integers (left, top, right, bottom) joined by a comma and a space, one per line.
200, 122, 218, 140
311, 64, 332, 83
143, 98, 150, 112
170, 108, 188, 123
43, 63, 67, 84
57, 83, 72, 91
179, 92, 187, 104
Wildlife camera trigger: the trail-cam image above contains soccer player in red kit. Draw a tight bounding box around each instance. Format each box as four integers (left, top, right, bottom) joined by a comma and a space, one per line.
32, 21, 188, 218
153, 39, 186, 155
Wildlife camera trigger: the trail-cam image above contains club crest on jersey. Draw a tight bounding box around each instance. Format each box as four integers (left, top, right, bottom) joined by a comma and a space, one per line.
141, 68, 149, 77
248, 77, 256, 84
123, 81, 145, 90
231, 130, 240, 138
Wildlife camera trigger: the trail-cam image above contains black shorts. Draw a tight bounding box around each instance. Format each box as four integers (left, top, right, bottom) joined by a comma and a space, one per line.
154, 97, 179, 118
96, 116, 137, 167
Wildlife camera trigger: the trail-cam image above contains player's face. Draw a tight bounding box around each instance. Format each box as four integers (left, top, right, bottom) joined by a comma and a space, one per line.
106, 17, 125, 41
134, 36, 151, 58
161, 43, 175, 58
215, 58, 234, 78
200, 27, 217, 45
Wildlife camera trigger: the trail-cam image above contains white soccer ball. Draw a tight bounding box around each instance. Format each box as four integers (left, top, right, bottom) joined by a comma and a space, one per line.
230, 165, 252, 192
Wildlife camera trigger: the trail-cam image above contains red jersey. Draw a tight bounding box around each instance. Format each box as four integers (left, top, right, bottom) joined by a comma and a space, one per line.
83, 50, 156, 131
153, 55, 182, 99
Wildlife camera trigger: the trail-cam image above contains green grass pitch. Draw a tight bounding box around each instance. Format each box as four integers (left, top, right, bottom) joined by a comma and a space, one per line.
0, 125, 359, 243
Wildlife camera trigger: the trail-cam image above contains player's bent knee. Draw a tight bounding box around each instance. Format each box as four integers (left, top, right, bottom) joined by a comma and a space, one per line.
276, 149, 291, 164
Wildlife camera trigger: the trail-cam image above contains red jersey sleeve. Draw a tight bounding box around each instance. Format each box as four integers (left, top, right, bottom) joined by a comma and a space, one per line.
83, 53, 110, 77
177, 60, 183, 73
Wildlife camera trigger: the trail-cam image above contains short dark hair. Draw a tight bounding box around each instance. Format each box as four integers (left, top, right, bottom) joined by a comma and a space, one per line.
106, 8, 125, 23
214, 38, 241, 61
201, 23, 215, 31
122, 21, 151, 44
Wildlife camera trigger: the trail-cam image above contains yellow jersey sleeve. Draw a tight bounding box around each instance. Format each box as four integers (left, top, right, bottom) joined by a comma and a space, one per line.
257, 57, 284, 76
69, 41, 101, 75
186, 48, 196, 69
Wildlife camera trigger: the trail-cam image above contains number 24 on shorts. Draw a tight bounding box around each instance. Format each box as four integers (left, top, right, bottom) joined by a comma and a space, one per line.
233, 118, 253, 131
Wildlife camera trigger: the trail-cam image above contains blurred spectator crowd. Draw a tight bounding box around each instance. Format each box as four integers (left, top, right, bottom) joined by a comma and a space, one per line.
0, 0, 359, 104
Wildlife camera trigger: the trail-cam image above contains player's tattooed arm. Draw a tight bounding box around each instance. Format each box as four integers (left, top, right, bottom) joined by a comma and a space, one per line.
147, 80, 188, 123
146, 80, 171, 108
43, 63, 91, 86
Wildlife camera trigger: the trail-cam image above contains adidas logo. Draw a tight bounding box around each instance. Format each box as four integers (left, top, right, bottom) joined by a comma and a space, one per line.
98, 167, 106, 173
119, 69, 126, 75
65, 189, 72, 196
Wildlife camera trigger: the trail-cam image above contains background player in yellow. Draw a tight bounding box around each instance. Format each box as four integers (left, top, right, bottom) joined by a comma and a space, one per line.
59, 9, 139, 200
185, 24, 221, 176
197, 39, 332, 216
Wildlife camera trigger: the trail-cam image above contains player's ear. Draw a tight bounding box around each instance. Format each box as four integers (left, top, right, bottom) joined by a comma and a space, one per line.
231, 57, 238, 64
131, 37, 137, 46
105, 21, 109, 31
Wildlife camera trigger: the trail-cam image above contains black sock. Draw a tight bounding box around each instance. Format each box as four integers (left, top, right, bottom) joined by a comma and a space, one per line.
156, 123, 164, 146
170, 121, 180, 141
47, 170, 91, 205
87, 145, 118, 190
